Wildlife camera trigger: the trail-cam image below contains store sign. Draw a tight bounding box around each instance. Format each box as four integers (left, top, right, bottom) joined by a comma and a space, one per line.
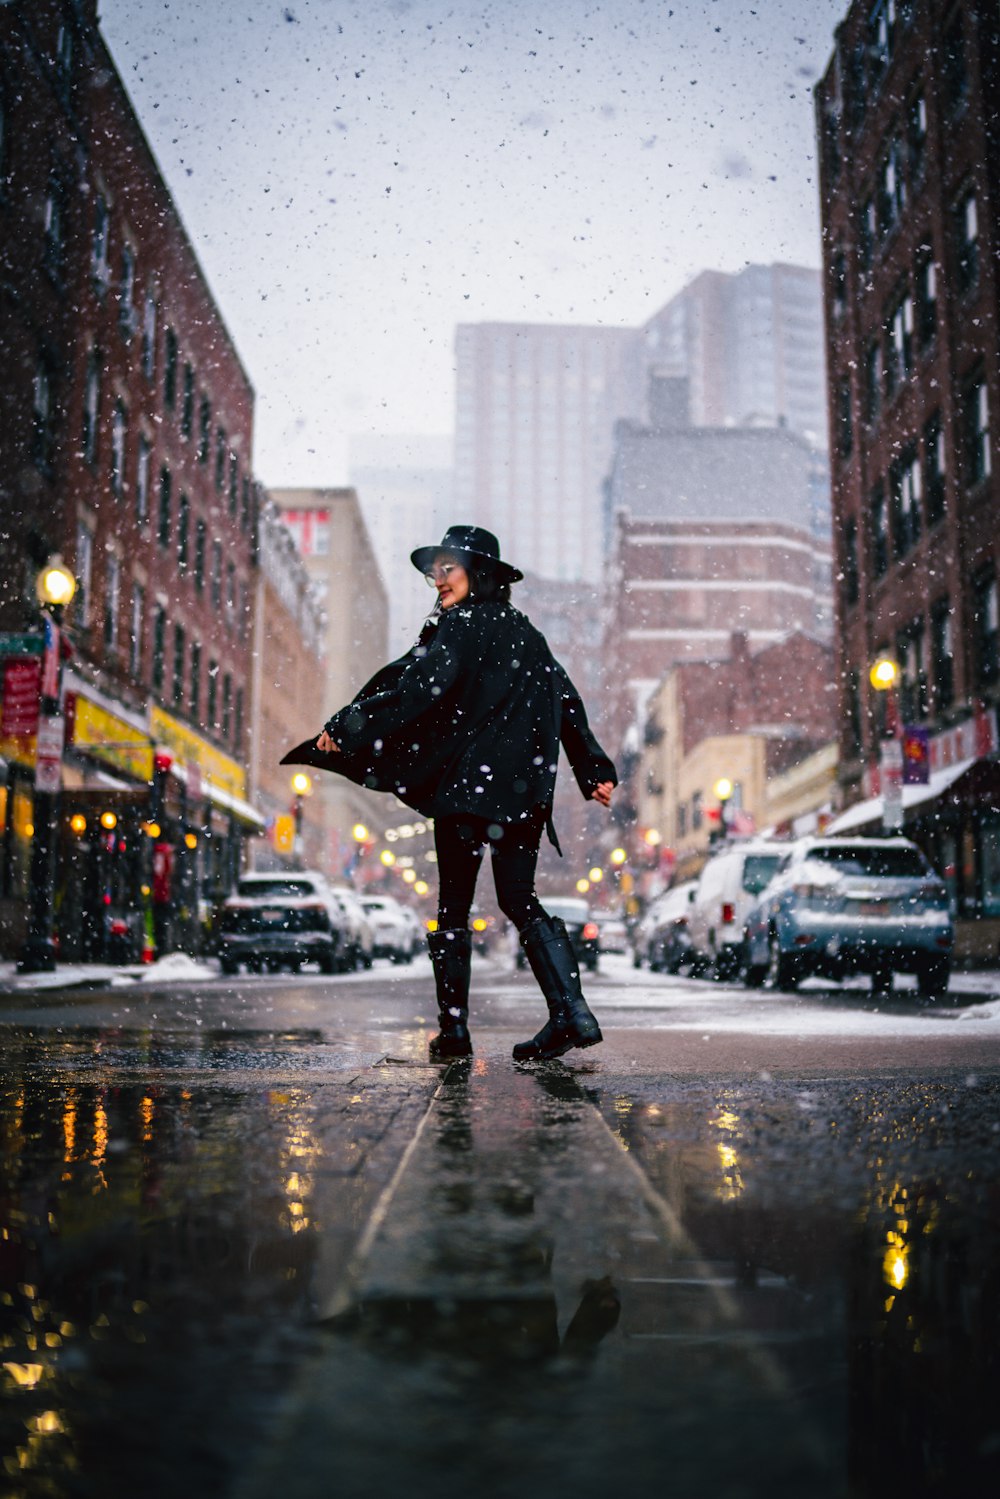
902, 726, 930, 785
1, 658, 41, 738
151, 706, 247, 800
72, 694, 154, 782
34, 713, 65, 794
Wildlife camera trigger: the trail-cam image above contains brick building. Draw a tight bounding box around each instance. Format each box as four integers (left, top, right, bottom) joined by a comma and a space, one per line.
637, 631, 838, 879
816, 0, 1000, 939
0, 0, 262, 955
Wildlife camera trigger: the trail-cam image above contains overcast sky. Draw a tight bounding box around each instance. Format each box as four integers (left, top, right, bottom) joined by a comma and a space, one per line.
99, 0, 846, 487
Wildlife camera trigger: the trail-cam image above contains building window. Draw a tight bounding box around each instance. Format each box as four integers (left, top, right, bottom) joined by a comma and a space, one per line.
241, 477, 252, 533
830, 250, 847, 321
110, 401, 127, 498
172, 625, 185, 707
897, 619, 927, 722
229, 454, 239, 516
821, 104, 841, 185
151, 607, 166, 692
210, 541, 222, 609
877, 140, 905, 239
103, 556, 120, 651
676, 802, 687, 839
177, 493, 190, 574
157, 466, 172, 548
214, 428, 227, 491
691, 791, 703, 832
842, 518, 859, 607
75, 524, 93, 628
845, 669, 863, 758
867, 0, 897, 87
187, 642, 201, 720
0, 88, 7, 193
32, 359, 54, 469
142, 292, 157, 380
198, 396, 211, 462
931, 598, 954, 711
942, 16, 968, 116
129, 583, 144, 678
222, 674, 232, 741
864, 342, 882, 424
207, 660, 218, 728
136, 436, 151, 526
225, 561, 236, 625
907, 91, 927, 182
92, 195, 110, 291
118, 246, 136, 339
859, 196, 876, 271
82, 350, 100, 464
870, 481, 888, 578
56, 24, 73, 75
973, 572, 999, 687
885, 290, 913, 397
164, 328, 177, 410
892, 446, 921, 557
965, 378, 991, 487
956, 191, 979, 291
924, 412, 946, 525
914, 251, 937, 348
234, 688, 244, 753
43, 176, 65, 277
194, 519, 206, 593
181, 363, 194, 437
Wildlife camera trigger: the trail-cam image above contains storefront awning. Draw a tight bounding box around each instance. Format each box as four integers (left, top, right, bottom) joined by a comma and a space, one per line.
169, 762, 265, 830
826, 757, 978, 835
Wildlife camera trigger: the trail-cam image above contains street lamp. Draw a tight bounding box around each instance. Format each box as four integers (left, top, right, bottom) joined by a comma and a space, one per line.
870, 656, 902, 831
18, 555, 76, 973
712, 777, 733, 843
290, 771, 312, 866
610, 847, 627, 867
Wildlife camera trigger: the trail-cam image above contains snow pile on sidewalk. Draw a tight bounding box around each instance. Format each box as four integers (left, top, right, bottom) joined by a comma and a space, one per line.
139, 952, 216, 983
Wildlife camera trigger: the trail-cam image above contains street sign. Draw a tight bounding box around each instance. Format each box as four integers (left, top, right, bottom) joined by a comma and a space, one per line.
902, 725, 930, 785
880, 736, 904, 831
0, 632, 44, 656
34, 712, 65, 794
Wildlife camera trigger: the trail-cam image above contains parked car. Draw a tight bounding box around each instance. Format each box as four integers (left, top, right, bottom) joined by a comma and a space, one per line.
644, 881, 697, 973
329, 886, 374, 970
687, 842, 788, 980
516, 896, 599, 972
360, 895, 414, 962
217, 893, 344, 974
741, 836, 954, 998
593, 912, 629, 955
396, 903, 424, 958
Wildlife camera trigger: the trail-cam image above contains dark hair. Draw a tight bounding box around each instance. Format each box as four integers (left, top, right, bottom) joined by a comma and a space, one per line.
466, 562, 511, 604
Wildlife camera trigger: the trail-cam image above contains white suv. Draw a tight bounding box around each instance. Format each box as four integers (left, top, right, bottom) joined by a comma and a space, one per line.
360, 895, 413, 963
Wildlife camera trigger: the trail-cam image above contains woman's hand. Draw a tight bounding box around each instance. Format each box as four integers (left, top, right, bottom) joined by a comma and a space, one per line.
316, 730, 340, 754
591, 781, 613, 808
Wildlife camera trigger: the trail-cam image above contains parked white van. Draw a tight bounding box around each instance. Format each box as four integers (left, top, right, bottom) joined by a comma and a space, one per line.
686, 841, 788, 980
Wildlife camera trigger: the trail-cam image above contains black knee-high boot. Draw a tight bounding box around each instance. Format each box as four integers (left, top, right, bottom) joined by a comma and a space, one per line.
427, 927, 473, 1060
513, 914, 603, 1061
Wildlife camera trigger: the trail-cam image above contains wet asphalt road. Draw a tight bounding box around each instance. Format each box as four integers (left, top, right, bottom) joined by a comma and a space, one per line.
2, 954, 999, 1498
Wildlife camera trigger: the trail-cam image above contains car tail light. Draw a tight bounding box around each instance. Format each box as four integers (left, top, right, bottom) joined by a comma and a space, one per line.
582, 922, 599, 941
109, 919, 128, 936
721, 903, 735, 925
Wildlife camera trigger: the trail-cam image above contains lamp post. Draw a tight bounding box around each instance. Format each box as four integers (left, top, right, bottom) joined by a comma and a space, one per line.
869, 656, 902, 833
18, 555, 76, 973
291, 771, 312, 867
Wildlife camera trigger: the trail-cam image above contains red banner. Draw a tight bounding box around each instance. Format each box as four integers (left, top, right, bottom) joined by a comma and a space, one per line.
1, 658, 41, 737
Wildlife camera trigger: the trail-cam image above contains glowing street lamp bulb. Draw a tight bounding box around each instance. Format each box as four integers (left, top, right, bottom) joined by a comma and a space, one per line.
643, 828, 662, 847
870, 657, 899, 692
36, 554, 76, 607
413, 880, 429, 895
714, 777, 733, 802
352, 823, 369, 843
100, 811, 118, 831
610, 847, 627, 866
402, 868, 417, 884
576, 878, 591, 894
291, 772, 312, 796
380, 849, 396, 867
588, 866, 604, 883
70, 814, 87, 835
144, 822, 161, 839
184, 833, 198, 850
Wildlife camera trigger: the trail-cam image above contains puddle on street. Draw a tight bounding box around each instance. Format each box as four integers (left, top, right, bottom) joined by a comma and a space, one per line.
592, 1074, 1000, 1497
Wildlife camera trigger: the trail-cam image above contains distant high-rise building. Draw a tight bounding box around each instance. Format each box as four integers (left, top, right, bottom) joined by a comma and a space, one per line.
454, 322, 635, 584
348, 435, 453, 656
637, 264, 828, 447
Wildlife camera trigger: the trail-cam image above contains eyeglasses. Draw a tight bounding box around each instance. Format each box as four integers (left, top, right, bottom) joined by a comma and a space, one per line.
424, 563, 462, 586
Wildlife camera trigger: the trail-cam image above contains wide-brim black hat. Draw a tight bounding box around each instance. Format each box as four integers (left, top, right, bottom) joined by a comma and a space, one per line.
410, 525, 523, 583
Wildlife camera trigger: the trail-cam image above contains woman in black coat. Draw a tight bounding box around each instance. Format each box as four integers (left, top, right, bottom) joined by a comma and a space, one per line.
283, 525, 617, 1063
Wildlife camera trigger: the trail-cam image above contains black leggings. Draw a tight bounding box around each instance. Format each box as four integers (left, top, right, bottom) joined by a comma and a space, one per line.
435, 812, 548, 932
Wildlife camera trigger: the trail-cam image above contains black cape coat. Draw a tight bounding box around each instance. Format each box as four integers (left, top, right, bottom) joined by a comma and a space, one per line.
281, 601, 617, 841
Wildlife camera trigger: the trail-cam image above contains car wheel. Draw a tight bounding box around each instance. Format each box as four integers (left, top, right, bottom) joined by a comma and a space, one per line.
742, 941, 767, 988
220, 957, 238, 976
714, 947, 740, 983
632, 951, 642, 969
767, 934, 799, 992
916, 956, 950, 1000
871, 964, 893, 997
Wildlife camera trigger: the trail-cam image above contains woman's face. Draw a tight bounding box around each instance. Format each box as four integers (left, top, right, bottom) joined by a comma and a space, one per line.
431, 554, 471, 609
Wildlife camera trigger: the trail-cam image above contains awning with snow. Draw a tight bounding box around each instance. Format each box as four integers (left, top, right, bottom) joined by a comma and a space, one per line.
826, 757, 979, 835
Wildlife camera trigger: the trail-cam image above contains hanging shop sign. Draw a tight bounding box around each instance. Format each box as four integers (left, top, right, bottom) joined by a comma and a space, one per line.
1, 658, 41, 740
71, 693, 154, 783
34, 713, 65, 794
151, 706, 247, 801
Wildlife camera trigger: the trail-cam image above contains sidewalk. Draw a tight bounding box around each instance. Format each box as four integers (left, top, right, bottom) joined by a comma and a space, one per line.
0, 951, 217, 992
